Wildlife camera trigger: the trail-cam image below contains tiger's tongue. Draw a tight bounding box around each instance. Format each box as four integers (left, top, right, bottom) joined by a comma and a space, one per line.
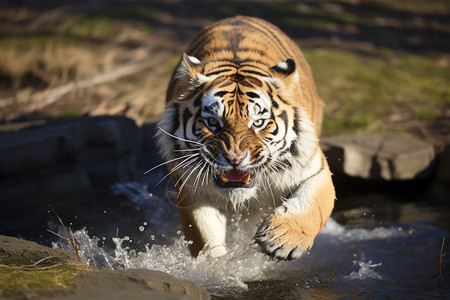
222, 169, 250, 183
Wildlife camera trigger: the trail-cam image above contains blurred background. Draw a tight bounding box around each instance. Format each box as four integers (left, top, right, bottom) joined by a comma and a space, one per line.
0, 0, 449, 150
0, 3, 449, 296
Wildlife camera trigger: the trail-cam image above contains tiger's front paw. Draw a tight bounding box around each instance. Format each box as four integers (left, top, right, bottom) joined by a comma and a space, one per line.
253, 210, 315, 261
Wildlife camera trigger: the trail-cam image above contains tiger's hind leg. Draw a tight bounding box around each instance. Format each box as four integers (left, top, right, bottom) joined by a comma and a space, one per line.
253, 158, 335, 260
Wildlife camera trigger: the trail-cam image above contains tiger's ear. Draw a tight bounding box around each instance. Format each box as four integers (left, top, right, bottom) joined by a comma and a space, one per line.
270, 59, 296, 77
267, 58, 299, 89
176, 53, 211, 87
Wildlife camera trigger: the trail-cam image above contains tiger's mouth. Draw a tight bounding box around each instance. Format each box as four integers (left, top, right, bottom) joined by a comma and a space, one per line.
215, 169, 255, 188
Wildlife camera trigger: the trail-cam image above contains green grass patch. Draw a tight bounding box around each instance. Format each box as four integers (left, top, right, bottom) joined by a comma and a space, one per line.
304, 48, 449, 135
58, 108, 84, 119
0, 257, 87, 293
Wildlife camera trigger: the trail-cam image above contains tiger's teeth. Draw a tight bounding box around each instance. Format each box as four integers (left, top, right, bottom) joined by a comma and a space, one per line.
220, 174, 230, 183
242, 173, 250, 184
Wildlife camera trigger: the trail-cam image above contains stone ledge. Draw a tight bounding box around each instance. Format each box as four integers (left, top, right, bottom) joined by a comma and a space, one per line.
321, 132, 436, 180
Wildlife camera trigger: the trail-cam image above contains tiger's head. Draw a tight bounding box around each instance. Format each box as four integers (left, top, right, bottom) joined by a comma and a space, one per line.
157, 54, 317, 209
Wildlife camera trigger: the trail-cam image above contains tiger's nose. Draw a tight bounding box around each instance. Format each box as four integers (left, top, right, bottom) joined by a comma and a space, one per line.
226, 154, 244, 166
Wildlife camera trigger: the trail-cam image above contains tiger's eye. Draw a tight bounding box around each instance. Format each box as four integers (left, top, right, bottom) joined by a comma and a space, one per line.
206, 117, 221, 131
208, 117, 218, 126
253, 119, 265, 128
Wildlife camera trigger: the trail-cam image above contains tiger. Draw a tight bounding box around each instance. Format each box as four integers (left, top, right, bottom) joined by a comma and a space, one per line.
156, 16, 335, 261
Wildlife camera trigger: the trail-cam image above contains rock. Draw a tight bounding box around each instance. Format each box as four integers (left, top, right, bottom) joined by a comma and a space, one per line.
0, 127, 77, 177
321, 132, 436, 180
0, 166, 95, 236
68, 269, 210, 300
432, 145, 450, 203
0, 116, 143, 239
0, 235, 81, 264
436, 145, 450, 186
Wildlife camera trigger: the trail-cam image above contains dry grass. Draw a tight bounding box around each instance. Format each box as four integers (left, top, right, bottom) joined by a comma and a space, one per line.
0, 207, 93, 294
0, 257, 90, 292
0, 40, 118, 91
46, 205, 83, 259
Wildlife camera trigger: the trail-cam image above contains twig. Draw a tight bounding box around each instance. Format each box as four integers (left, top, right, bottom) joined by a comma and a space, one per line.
0, 256, 62, 270
439, 238, 445, 283
46, 205, 80, 260
440, 237, 446, 283
431, 237, 448, 281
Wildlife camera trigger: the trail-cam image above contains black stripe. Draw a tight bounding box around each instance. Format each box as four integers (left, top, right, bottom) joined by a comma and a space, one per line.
286, 155, 325, 198
278, 110, 289, 143
289, 141, 297, 155
171, 103, 180, 133
274, 159, 292, 171
182, 108, 193, 138
214, 91, 228, 97
246, 77, 263, 87
240, 70, 268, 78
246, 92, 260, 99
292, 108, 300, 135
193, 93, 203, 107
205, 68, 233, 76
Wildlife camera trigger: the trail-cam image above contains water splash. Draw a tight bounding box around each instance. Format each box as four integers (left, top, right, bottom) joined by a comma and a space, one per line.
53, 227, 284, 291
52, 217, 407, 292
347, 259, 383, 280
53, 181, 438, 296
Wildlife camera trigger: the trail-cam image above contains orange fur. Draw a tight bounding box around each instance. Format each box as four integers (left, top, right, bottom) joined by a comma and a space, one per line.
261, 160, 335, 254
158, 16, 335, 260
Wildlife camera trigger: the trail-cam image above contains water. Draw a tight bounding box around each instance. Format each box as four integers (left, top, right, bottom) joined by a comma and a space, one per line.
53, 181, 450, 299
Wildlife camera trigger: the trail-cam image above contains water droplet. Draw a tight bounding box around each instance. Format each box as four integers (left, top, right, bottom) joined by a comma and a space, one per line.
150, 235, 155, 240
143, 222, 147, 226
139, 226, 145, 232
176, 230, 181, 235
103, 210, 107, 214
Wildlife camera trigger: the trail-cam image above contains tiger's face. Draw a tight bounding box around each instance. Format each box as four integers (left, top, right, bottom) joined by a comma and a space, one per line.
159, 54, 305, 208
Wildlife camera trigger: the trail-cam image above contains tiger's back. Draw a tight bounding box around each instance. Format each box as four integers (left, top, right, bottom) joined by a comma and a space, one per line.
167, 16, 324, 135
